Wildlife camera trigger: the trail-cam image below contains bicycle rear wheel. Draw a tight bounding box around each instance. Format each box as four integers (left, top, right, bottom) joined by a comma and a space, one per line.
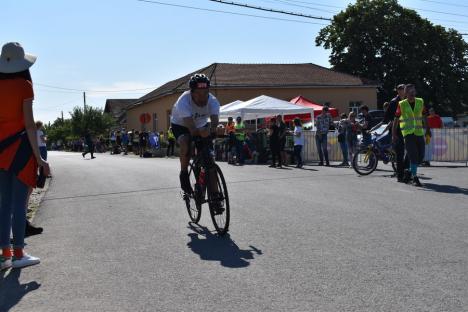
353, 148, 378, 175
185, 163, 202, 223
208, 164, 230, 235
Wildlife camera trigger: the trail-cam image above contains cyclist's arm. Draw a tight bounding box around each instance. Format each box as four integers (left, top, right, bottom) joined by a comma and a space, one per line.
210, 114, 219, 134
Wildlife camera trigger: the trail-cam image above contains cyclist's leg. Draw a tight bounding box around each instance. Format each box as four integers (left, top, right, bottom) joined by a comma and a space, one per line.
172, 123, 192, 193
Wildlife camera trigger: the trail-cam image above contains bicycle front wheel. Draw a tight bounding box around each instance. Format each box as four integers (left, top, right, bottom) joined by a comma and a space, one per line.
208, 164, 230, 235
185, 163, 202, 223
352, 148, 378, 175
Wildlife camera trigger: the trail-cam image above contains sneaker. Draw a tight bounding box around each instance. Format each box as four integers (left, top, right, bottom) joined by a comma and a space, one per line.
268, 164, 276, 168
0, 256, 12, 271
179, 171, 193, 195
25, 221, 43, 237
412, 176, 422, 187
82, 153, 85, 158
318, 162, 323, 166
12, 253, 40, 269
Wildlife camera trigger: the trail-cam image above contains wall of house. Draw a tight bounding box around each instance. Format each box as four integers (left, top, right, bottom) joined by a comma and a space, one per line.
126, 86, 377, 132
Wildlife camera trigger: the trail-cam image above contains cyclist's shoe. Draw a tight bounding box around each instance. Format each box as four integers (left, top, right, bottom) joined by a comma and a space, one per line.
412, 176, 422, 187
210, 192, 225, 215
179, 171, 193, 195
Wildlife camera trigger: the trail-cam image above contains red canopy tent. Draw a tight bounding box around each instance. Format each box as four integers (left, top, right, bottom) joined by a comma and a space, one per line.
283, 96, 339, 122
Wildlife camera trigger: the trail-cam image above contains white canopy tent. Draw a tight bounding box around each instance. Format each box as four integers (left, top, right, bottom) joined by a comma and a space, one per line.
220, 95, 314, 128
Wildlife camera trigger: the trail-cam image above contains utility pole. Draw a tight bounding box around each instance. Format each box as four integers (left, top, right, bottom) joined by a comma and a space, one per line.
61, 111, 64, 122
83, 92, 87, 111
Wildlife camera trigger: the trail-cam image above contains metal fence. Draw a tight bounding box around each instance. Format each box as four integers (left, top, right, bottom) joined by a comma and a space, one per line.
302, 129, 468, 164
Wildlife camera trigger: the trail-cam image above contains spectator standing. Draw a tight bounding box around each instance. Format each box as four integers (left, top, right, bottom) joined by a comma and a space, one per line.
346, 112, 359, 162
393, 84, 430, 186
269, 117, 282, 168
337, 113, 349, 166
139, 130, 147, 157
385, 84, 410, 182
234, 116, 246, 165
427, 108, 443, 129
277, 115, 288, 166
35, 120, 47, 161
225, 117, 235, 163
358, 105, 373, 146
293, 118, 304, 168
166, 127, 176, 157
0, 42, 50, 269
315, 106, 333, 166
423, 107, 443, 166
82, 132, 95, 159
121, 130, 129, 155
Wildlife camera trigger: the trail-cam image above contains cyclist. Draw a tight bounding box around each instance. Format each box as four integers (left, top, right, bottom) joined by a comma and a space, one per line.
170, 74, 220, 197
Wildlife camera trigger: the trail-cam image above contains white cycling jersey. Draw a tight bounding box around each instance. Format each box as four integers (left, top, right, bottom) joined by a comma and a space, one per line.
170, 91, 220, 129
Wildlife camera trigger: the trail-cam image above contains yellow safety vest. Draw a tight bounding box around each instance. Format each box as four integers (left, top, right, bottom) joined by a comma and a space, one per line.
235, 122, 246, 141
399, 98, 425, 137
167, 129, 175, 141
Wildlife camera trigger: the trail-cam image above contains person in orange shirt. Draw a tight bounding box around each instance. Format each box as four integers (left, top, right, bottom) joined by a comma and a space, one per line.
0, 42, 50, 270
224, 116, 236, 163
423, 107, 443, 166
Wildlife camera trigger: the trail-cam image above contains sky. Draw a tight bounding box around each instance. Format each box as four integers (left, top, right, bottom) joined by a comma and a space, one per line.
2, 0, 467, 124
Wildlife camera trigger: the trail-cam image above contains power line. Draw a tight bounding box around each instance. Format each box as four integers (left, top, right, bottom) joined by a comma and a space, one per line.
263, 0, 342, 9
35, 83, 155, 93
207, 0, 332, 21
137, 0, 329, 25
258, 0, 337, 14
416, 0, 468, 9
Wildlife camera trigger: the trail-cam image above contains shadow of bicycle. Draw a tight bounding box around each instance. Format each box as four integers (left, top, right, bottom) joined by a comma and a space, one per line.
187, 223, 262, 268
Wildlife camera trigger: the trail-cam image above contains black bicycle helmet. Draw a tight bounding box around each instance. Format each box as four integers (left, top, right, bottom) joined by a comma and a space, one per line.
189, 73, 210, 90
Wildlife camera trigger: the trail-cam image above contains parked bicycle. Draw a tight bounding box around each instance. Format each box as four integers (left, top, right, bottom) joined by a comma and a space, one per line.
183, 136, 230, 235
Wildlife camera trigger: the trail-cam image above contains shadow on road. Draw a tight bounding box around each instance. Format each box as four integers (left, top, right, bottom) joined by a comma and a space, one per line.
187, 223, 262, 268
422, 183, 468, 196
0, 269, 41, 311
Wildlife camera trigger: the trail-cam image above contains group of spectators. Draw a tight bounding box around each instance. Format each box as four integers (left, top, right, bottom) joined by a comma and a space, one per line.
107, 128, 176, 158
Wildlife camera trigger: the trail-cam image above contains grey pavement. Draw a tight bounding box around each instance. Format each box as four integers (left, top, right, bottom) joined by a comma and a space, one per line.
1, 151, 467, 312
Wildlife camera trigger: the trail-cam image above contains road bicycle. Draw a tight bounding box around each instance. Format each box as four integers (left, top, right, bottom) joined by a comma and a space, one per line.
183, 136, 230, 235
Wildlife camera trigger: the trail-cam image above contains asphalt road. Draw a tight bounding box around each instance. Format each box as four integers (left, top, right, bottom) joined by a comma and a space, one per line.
1, 151, 467, 312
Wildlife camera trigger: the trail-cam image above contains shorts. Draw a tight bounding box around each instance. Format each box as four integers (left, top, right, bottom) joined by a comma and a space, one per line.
171, 123, 191, 140
171, 123, 208, 140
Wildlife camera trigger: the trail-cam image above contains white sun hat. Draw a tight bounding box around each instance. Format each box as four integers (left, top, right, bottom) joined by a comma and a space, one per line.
0, 42, 37, 73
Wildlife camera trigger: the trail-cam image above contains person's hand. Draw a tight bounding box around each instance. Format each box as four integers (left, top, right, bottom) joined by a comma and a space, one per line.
199, 128, 210, 138
426, 129, 432, 137
38, 159, 51, 176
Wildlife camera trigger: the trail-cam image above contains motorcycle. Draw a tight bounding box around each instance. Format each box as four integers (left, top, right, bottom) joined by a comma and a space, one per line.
352, 125, 396, 175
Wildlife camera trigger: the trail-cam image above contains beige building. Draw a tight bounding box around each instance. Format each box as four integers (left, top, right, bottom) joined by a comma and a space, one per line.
126, 63, 379, 132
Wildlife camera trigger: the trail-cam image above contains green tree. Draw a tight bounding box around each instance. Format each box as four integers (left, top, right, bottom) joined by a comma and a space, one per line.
70, 106, 115, 137
44, 118, 73, 147
316, 0, 468, 116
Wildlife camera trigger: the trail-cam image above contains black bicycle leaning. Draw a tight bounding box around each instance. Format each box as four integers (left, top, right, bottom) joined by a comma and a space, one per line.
183, 136, 230, 235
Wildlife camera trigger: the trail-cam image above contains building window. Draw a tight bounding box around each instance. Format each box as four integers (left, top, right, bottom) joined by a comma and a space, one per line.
349, 101, 362, 113
152, 113, 158, 132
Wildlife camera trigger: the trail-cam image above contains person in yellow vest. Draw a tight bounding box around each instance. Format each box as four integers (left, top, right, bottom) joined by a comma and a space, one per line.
234, 116, 246, 165
166, 127, 175, 157
392, 84, 430, 186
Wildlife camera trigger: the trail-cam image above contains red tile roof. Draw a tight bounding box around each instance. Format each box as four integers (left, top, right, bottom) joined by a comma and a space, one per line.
131, 63, 379, 108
